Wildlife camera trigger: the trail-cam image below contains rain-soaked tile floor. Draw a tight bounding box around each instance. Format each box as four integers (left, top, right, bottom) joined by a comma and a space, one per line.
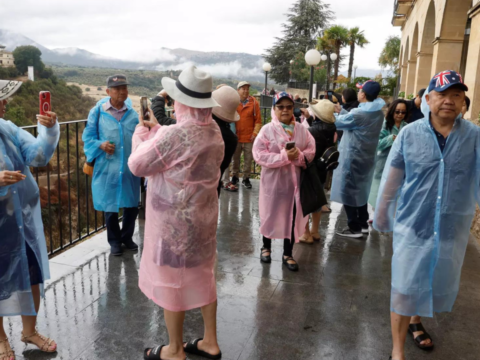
4, 180, 480, 360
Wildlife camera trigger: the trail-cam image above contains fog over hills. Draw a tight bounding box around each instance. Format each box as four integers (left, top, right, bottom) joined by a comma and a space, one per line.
0, 29, 386, 82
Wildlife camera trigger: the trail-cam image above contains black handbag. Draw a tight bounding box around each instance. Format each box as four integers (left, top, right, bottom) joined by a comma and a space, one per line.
300, 156, 328, 217
316, 146, 340, 173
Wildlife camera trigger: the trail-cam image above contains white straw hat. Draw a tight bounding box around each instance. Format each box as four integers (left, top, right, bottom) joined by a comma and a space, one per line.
161, 66, 219, 109
212, 86, 240, 123
0, 80, 22, 101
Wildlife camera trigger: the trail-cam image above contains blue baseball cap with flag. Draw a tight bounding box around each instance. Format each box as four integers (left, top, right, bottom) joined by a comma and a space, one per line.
356, 80, 381, 98
428, 70, 468, 93
273, 91, 294, 106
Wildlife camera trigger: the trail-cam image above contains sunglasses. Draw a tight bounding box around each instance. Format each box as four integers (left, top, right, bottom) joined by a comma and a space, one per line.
275, 105, 294, 111
395, 111, 407, 115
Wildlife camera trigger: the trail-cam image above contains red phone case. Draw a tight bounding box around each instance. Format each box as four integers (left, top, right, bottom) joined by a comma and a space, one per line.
39, 91, 51, 116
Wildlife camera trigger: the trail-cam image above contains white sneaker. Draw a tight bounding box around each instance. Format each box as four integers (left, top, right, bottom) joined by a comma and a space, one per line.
336, 228, 363, 239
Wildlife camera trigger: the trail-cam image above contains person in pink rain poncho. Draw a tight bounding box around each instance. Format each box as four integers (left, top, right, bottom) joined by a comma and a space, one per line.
253, 92, 316, 272
128, 66, 224, 360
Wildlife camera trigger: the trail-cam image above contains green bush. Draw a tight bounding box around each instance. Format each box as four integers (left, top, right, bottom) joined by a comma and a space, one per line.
97, 87, 102, 91
398, 91, 406, 98
85, 87, 91, 92
407, 94, 415, 100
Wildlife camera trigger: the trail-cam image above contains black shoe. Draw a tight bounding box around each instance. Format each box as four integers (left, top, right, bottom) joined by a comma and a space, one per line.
282, 256, 299, 271
336, 228, 363, 239
110, 244, 123, 256
231, 176, 239, 185
242, 178, 252, 189
123, 239, 139, 251
260, 248, 271, 263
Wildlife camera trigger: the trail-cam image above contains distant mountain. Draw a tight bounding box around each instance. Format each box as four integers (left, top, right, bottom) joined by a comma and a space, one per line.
0, 29, 266, 82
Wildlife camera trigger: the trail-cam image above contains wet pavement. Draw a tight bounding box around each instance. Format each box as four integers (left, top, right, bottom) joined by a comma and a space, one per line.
4, 180, 480, 360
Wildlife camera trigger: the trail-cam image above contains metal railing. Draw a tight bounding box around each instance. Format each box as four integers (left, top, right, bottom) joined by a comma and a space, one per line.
22, 120, 111, 256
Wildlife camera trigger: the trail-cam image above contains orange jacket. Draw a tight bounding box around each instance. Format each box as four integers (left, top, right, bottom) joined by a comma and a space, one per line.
235, 96, 262, 143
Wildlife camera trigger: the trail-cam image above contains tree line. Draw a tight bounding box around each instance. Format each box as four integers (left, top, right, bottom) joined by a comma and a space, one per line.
264, 0, 400, 95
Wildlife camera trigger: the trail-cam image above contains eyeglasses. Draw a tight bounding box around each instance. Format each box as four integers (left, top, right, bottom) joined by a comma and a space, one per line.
275, 105, 294, 111
395, 111, 407, 115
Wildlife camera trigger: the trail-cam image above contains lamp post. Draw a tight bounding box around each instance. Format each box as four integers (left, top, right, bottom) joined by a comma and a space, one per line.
263, 62, 271, 96
289, 60, 294, 83
305, 49, 321, 102
328, 53, 338, 91
353, 64, 358, 83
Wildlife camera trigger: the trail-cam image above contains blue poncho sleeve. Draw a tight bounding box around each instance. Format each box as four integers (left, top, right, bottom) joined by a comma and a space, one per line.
373, 129, 406, 232
334, 111, 359, 131
82, 105, 104, 163
16, 121, 60, 167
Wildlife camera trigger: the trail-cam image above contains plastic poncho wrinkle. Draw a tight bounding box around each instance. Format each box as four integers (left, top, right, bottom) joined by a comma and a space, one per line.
330, 98, 386, 207
369, 120, 407, 207
128, 104, 224, 312
252, 108, 316, 242
373, 93, 480, 317
82, 97, 140, 213
0, 118, 59, 316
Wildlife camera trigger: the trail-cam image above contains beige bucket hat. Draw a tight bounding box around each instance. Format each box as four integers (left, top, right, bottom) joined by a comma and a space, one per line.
212, 86, 240, 123
310, 99, 336, 124
161, 65, 219, 109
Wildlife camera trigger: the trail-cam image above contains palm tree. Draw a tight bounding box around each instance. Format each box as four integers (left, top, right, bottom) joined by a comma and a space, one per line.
347, 27, 369, 81
379, 36, 401, 75
324, 25, 349, 89
317, 35, 335, 90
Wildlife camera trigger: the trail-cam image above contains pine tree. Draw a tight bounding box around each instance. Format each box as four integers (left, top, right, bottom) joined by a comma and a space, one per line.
264, 0, 334, 84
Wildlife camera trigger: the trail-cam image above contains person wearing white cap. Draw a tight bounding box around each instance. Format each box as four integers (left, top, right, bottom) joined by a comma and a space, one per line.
229, 81, 262, 190
128, 66, 224, 360
0, 80, 59, 359
212, 85, 240, 196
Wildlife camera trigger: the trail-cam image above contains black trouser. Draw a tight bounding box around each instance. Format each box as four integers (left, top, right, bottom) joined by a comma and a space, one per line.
105, 207, 139, 246
344, 204, 369, 232
263, 204, 296, 257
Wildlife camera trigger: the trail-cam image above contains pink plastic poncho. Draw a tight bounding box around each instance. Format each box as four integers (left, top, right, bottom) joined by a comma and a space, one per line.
128, 102, 224, 312
253, 109, 316, 242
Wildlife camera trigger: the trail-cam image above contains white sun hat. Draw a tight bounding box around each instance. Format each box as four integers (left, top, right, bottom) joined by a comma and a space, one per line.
161, 66, 219, 109
212, 86, 240, 123
0, 80, 23, 101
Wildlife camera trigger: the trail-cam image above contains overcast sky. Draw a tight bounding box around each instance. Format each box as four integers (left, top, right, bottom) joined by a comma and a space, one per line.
0, 0, 400, 72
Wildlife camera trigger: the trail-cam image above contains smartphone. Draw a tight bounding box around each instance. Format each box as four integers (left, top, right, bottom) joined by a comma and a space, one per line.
327, 91, 333, 101
166, 95, 174, 107
140, 97, 150, 120
39, 91, 51, 116
285, 141, 296, 150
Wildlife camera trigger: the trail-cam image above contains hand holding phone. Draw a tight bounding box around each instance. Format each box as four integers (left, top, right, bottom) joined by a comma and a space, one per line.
285, 141, 296, 150
39, 91, 51, 116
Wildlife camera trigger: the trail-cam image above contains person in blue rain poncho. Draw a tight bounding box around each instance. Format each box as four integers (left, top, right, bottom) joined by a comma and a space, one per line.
0, 80, 59, 358
373, 71, 480, 360
82, 75, 140, 256
330, 81, 385, 238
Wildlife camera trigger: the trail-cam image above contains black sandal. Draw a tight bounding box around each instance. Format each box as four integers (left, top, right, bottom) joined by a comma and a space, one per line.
408, 323, 434, 350
282, 256, 299, 272
144, 345, 165, 359
260, 248, 271, 263
184, 338, 222, 359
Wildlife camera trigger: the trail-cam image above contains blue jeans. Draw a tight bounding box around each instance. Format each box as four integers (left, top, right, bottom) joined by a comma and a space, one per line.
105, 207, 139, 246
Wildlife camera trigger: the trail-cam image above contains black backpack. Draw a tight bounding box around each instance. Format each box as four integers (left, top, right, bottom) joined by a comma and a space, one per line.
317, 146, 340, 172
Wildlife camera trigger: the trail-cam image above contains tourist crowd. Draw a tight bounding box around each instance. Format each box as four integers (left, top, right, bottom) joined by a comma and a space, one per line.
0, 65, 479, 360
